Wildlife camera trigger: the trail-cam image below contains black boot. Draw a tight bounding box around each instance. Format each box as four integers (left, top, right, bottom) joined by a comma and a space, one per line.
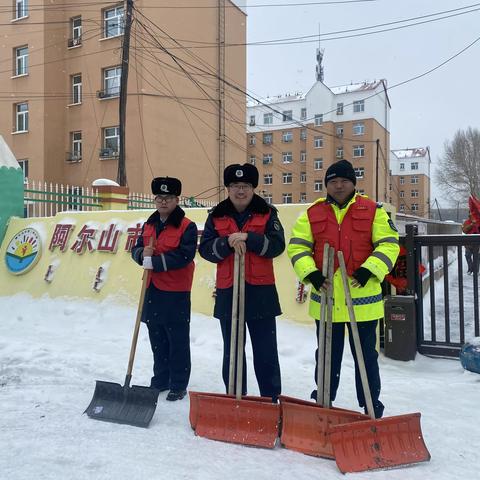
166, 389, 187, 401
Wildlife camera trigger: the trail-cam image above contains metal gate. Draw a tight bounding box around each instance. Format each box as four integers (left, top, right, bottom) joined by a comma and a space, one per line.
405, 224, 480, 358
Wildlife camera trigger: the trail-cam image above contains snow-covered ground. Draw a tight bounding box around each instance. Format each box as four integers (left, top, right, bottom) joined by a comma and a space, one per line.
0, 293, 478, 480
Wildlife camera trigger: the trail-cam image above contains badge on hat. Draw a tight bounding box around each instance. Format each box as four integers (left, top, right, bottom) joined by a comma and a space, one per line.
235, 170, 244, 178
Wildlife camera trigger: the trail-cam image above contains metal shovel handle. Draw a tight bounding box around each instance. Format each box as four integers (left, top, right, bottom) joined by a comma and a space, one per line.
337, 251, 375, 419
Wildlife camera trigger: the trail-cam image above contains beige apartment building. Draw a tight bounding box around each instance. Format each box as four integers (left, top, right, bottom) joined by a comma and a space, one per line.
390, 147, 431, 218
246, 80, 391, 205
0, 1, 246, 201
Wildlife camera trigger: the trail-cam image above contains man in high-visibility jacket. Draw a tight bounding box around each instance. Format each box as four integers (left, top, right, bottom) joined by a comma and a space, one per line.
199, 163, 285, 401
131, 177, 198, 402
287, 159, 399, 418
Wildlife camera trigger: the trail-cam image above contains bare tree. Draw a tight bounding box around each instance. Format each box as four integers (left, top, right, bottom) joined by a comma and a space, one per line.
436, 127, 480, 202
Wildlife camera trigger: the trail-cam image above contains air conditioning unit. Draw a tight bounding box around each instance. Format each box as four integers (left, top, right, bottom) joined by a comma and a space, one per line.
100, 148, 115, 158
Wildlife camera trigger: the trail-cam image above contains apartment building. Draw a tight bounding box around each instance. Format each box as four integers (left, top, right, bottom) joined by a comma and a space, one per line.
0, 1, 246, 201
390, 147, 431, 218
246, 79, 391, 205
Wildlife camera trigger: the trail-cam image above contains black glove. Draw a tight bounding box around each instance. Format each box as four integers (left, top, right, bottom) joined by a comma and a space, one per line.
306, 270, 326, 291
352, 267, 372, 287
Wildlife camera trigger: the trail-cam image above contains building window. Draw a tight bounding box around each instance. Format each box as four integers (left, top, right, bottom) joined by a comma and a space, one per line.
264, 174, 273, 185
282, 152, 293, 164
300, 172, 306, 183
399, 204, 405, 212
300, 108, 307, 120
411, 203, 419, 212
354, 167, 364, 179
314, 136, 323, 148
411, 175, 419, 184
15, 0, 28, 19
336, 103, 344, 115
314, 114, 323, 126
18, 159, 28, 182
69, 131, 82, 161
300, 192, 307, 203
249, 115, 256, 126
358, 189, 365, 195
263, 112, 273, 125
14, 46, 28, 76
15, 102, 28, 132
314, 158, 323, 170
353, 145, 365, 157
282, 110, 293, 122
263, 193, 272, 204
336, 146, 343, 159
263, 153, 273, 165
102, 66, 121, 97
101, 126, 120, 157
314, 180, 323, 192
411, 190, 419, 198
249, 155, 256, 165
353, 122, 364, 135
411, 162, 419, 170
282, 193, 293, 204
104, 5, 124, 38
400, 176, 405, 185
399, 191, 405, 198
300, 151, 306, 163
300, 128, 307, 140
283, 173, 293, 184
263, 133, 273, 145
336, 125, 344, 137
69, 16, 82, 46
249, 134, 256, 146
399, 162, 405, 171
353, 100, 365, 112
71, 74, 82, 104
282, 131, 293, 143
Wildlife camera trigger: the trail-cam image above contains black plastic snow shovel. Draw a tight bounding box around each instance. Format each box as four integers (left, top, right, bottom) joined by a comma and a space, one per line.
85, 265, 160, 428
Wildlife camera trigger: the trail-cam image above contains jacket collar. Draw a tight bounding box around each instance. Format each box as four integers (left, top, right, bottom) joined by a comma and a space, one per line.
211, 194, 273, 218
146, 205, 185, 228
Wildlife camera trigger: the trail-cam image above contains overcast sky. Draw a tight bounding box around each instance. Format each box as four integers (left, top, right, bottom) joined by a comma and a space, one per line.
245, 0, 480, 205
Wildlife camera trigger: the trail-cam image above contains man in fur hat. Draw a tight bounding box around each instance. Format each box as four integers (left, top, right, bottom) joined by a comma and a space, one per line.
199, 163, 285, 401
131, 177, 198, 401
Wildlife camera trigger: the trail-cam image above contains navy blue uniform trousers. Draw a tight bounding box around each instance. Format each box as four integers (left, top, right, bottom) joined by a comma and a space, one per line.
219, 314, 281, 400
315, 319, 381, 408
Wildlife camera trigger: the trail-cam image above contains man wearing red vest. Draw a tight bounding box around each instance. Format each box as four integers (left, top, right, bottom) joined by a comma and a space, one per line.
199, 163, 285, 401
131, 177, 198, 401
288, 160, 399, 418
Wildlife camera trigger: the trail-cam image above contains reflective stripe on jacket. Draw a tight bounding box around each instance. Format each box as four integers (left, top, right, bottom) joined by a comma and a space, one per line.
287, 193, 400, 322
213, 213, 275, 288
143, 220, 195, 292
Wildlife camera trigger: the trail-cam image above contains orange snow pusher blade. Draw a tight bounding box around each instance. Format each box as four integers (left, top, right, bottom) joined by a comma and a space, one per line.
191, 393, 280, 448
188, 391, 264, 429
279, 395, 369, 458
330, 412, 431, 473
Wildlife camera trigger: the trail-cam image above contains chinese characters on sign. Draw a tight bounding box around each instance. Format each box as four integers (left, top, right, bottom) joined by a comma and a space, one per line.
48, 223, 144, 255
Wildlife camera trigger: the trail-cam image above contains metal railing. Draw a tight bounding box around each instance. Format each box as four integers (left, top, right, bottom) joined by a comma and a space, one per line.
23, 180, 102, 218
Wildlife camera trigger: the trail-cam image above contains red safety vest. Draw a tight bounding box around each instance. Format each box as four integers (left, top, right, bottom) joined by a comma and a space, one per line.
143, 219, 195, 292
213, 213, 275, 288
307, 197, 376, 275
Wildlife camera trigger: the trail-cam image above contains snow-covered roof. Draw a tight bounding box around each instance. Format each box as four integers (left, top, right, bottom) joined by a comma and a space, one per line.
392, 148, 429, 159
247, 92, 305, 108
330, 80, 385, 95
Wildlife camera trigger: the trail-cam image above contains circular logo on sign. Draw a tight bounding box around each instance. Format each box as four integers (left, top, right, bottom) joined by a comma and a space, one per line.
5, 228, 42, 275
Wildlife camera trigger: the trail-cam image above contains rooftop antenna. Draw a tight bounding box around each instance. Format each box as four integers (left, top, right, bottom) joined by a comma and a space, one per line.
316, 24, 324, 82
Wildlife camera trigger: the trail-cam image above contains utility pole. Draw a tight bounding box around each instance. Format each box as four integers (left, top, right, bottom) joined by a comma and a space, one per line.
217, 0, 226, 201
117, 0, 134, 187
375, 138, 379, 201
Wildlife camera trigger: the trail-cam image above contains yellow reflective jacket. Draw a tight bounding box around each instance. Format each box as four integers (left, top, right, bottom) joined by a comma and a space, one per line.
287, 193, 400, 322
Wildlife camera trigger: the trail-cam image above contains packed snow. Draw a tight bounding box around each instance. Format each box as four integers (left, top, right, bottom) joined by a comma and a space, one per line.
0, 290, 478, 480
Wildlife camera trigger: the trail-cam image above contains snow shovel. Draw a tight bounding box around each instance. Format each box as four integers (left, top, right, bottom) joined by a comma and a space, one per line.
329, 251, 431, 473
85, 247, 160, 428
189, 252, 280, 448
280, 244, 369, 458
